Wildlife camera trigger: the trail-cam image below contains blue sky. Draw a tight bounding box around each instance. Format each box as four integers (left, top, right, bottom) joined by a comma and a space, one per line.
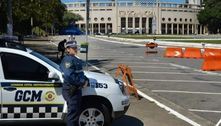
62, 0, 186, 4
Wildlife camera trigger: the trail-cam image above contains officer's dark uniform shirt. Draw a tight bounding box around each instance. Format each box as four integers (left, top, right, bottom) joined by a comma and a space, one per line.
60, 55, 86, 88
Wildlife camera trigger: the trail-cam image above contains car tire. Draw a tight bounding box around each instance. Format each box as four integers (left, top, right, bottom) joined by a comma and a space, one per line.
79, 103, 111, 126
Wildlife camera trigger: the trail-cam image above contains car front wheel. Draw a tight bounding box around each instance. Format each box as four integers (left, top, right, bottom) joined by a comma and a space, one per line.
79, 103, 111, 126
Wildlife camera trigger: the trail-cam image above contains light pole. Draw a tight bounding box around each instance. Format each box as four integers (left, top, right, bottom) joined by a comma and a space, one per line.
115, 0, 118, 34
7, 0, 13, 36
86, 0, 90, 40
85, 0, 90, 70
31, 0, 33, 36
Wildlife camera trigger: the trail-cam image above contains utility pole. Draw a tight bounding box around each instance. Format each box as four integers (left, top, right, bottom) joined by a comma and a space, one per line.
7, 0, 13, 36
86, 0, 90, 39
85, 0, 90, 70
31, 0, 33, 36
115, 0, 118, 34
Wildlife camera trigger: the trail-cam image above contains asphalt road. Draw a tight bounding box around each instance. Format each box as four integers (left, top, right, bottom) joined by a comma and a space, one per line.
12, 36, 193, 126
9, 35, 221, 126
72, 36, 221, 125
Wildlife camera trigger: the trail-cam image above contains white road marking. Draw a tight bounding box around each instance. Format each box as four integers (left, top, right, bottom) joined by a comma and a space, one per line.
134, 79, 221, 84
216, 118, 221, 126
169, 63, 191, 69
170, 63, 221, 76
132, 71, 218, 76
152, 90, 221, 95
189, 109, 221, 113
137, 90, 201, 126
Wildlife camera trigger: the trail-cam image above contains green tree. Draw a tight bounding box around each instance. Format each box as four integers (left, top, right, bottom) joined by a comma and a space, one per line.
63, 11, 83, 27
0, 0, 8, 34
0, 0, 66, 35
198, 0, 221, 34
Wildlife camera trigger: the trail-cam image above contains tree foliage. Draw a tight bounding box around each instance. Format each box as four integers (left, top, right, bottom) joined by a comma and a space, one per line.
0, 0, 83, 35
63, 11, 84, 27
198, 0, 221, 34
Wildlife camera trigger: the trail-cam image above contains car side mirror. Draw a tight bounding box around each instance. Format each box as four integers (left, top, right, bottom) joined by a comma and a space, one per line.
48, 72, 60, 82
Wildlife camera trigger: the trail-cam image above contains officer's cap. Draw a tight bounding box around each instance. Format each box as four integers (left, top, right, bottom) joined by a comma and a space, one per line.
65, 40, 77, 48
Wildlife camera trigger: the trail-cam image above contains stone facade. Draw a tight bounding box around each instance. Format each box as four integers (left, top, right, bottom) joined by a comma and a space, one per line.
65, 0, 206, 35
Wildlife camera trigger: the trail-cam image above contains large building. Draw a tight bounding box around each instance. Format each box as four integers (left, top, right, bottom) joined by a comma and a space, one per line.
65, 0, 206, 35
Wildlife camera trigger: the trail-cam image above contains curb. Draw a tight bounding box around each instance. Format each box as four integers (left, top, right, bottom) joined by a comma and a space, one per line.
94, 35, 221, 48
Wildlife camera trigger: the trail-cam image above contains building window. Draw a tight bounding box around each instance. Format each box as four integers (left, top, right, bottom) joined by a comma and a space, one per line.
128, 17, 133, 28
68, 4, 73, 7
162, 18, 165, 21
100, 23, 105, 33
161, 24, 166, 34
108, 17, 111, 21
94, 18, 98, 21
80, 3, 85, 7
173, 24, 177, 34
121, 17, 126, 28
101, 17, 104, 21
180, 18, 182, 22
135, 18, 139, 28
190, 19, 192, 22
174, 18, 177, 22
107, 23, 112, 33
185, 18, 188, 22
121, 17, 126, 33
168, 18, 171, 22
142, 18, 146, 34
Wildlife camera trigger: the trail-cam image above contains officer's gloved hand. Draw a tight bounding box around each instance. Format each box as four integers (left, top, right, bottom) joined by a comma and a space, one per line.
83, 77, 89, 88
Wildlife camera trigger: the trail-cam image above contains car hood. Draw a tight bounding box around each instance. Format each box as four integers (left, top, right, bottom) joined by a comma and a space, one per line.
84, 71, 115, 84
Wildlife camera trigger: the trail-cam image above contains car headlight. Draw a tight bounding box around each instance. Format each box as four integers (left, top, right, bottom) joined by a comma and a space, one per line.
114, 78, 126, 95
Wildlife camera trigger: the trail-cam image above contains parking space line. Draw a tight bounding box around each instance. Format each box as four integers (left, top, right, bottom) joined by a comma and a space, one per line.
134, 79, 221, 84
137, 90, 201, 126
170, 63, 221, 76
132, 71, 215, 76
216, 118, 221, 126
189, 109, 221, 113
152, 90, 221, 95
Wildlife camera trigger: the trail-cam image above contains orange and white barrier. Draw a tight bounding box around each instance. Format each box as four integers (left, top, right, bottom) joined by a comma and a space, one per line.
183, 47, 202, 59
203, 48, 221, 57
201, 55, 221, 71
164, 47, 183, 58
145, 42, 158, 49
145, 42, 158, 53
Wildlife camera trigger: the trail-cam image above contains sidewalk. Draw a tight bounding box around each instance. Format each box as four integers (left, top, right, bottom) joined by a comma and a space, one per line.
93, 35, 221, 48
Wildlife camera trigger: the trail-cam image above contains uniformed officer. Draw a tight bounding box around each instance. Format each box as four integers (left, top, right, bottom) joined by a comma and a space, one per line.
60, 40, 88, 126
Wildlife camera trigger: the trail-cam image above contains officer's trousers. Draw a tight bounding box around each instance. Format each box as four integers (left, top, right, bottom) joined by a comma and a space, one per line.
62, 88, 82, 126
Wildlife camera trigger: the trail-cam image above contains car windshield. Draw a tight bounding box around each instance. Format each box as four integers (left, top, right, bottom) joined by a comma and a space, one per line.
30, 51, 60, 71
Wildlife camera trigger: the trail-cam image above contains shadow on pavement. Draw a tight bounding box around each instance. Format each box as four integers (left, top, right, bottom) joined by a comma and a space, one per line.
112, 115, 144, 126
0, 115, 143, 126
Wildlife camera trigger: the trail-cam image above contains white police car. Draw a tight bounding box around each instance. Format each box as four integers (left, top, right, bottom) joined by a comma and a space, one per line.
0, 40, 130, 126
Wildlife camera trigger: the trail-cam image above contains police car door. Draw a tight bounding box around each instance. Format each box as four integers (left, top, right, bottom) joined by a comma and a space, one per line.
1, 52, 64, 120
0, 55, 3, 119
